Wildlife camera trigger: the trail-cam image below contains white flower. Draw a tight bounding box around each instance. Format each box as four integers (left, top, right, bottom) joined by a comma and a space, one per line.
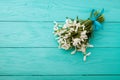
58, 38, 64, 43
58, 38, 71, 50
55, 37, 60, 40
66, 19, 72, 24
83, 56, 86, 61
71, 47, 77, 54
72, 38, 81, 47
69, 28, 75, 32
83, 52, 91, 61
87, 43, 94, 47
63, 24, 67, 28
64, 34, 70, 39
76, 23, 81, 27
53, 21, 59, 31
73, 20, 77, 26
56, 29, 66, 36
61, 43, 71, 50
81, 30, 87, 36
53, 18, 94, 62
81, 24, 86, 30
80, 30, 88, 41
86, 52, 91, 56
75, 23, 81, 32
63, 23, 73, 28
77, 44, 86, 53
54, 27, 58, 31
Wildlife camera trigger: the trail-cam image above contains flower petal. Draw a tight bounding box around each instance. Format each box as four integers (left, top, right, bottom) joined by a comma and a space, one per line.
86, 52, 91, 56
83, 56, 86, 61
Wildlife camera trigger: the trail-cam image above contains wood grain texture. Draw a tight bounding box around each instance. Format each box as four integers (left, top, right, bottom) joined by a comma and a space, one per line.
0, 0, 119, 21
0, 0, 120, 80
0, 48, 120, 75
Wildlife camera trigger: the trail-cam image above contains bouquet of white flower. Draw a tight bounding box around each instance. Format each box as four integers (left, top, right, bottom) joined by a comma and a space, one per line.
53, 9, 104, 61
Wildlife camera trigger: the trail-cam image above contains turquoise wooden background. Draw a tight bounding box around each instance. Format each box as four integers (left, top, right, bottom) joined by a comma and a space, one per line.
0, 0, 120, 80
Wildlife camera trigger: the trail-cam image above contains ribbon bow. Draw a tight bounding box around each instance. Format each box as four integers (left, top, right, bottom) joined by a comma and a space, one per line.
89, 9, 104, 30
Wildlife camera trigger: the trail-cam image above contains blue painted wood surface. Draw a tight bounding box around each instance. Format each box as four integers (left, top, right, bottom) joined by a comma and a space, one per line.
0, 0, 120, 80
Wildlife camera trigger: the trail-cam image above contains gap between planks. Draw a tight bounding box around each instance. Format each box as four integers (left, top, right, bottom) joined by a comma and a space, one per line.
0, 21, 119, 23
0, 47, 120, 48
0, 74, 120, 76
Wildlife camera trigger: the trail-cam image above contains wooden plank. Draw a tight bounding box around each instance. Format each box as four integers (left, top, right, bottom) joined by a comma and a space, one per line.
0, 48, 120, 75
0, 0, 51, 21
46, 0, 120, 22
0, 76, 120, 80
0, 22, 119, 47
0, 0, 119, 21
